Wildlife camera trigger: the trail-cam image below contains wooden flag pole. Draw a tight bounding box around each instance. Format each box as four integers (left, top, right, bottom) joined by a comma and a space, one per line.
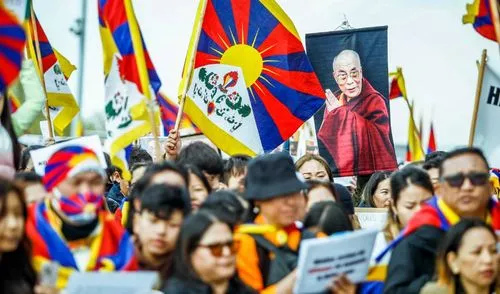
469, 49, 488, 147
30, 6, 54, 140
174, 0, 208, 132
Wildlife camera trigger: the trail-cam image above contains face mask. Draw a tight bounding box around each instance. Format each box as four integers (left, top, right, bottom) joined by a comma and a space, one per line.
52, 189, 104, 224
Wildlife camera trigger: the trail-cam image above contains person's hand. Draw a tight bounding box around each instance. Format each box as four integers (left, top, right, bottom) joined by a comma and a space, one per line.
347, 176, 357, 194
325, 89, 343, 113
275, 269, 297, 294
329, 275, 356, 294
163, 129, 181, 161
34, 285, 59, 294
216, 182, 228, 191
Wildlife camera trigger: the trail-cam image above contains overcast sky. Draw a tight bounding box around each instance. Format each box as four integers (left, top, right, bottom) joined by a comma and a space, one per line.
35, 0, 499, 150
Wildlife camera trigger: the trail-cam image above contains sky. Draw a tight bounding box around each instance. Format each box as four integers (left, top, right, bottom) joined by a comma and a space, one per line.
34, 0, 500, 150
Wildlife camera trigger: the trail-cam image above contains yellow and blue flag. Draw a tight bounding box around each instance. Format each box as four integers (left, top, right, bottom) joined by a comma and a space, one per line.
98, 0, 160, 179
26, 13, 79, 135
463, 0, 498, 41
157, 92, 200, 135
180, 0, 325, 156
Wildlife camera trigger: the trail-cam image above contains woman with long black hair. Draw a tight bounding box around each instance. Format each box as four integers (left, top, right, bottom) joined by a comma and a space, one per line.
164, 210, 254, 294
0, 179, 57, 294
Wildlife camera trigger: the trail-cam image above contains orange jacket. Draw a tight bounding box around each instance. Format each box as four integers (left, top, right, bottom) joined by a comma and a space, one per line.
235, 215, 323, 294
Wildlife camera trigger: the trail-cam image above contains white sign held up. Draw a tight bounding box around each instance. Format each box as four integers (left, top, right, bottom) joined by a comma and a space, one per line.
294, 229, 378, 293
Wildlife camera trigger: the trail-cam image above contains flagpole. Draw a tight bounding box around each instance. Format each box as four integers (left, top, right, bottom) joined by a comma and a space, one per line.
469, 49, 488, 147
30, 5, 54, 140
72, 0, 87, 137
174, 0, 208, 131
124, 0, 161, 161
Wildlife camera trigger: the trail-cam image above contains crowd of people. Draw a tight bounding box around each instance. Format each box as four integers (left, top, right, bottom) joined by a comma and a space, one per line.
1, 92, 500, 294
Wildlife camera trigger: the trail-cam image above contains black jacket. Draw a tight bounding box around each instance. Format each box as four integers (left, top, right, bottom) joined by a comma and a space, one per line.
384, 225, 445, 294
163, 275, 256, 294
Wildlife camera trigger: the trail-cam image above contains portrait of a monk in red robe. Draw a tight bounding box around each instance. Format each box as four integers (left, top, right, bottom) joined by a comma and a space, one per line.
318, 50, 397, 176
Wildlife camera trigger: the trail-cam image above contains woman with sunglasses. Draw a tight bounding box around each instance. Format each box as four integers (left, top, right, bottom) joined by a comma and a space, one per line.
163, 210, 255, 294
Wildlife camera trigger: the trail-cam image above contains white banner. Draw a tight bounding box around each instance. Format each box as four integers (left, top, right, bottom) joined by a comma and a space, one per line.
473, 64, 500, 168
30, 135, 107, 176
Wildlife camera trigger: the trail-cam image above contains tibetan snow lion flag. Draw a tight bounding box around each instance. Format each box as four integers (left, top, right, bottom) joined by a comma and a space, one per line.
463, 0, 499, 41
26, 13, 80, 135
98, 0, 161, 179
179, 0, 325, 155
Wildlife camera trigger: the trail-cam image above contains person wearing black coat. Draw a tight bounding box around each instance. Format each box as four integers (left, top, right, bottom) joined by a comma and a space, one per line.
384, 148, 498, 294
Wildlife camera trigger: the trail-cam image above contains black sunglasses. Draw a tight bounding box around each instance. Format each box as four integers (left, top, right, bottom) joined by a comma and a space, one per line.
198, 240, 239, 257
441, 172, 490, 188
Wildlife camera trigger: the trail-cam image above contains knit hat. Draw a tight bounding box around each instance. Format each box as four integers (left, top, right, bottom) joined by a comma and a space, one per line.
43, 146, 106, 192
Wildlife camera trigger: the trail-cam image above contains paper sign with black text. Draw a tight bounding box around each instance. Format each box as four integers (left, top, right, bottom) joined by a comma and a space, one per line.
294, 229, 378, 293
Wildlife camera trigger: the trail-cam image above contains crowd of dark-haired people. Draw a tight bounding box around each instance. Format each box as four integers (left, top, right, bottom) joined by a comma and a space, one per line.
2, 95, 500, 293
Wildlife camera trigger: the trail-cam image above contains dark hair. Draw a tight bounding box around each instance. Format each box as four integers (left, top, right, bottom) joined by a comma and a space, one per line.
200, 190, 248, 226
439, 147, 490, 177
130, 162, 149, 175
436, 219, 498, 293
172, 210, 231, 283
14, 172, 42, 184
144, 161, 189, 187
306, 180, 339, 202
303, 201, 353, 235
361, 171, 392, 207
1, 93, 21, 170
184, 164, 212, 195
177, 142, 224, 178
0, 179, 37, 293
423, 151, 447, 171
334, 183, 355, 215
125, 161, 189, 234
223, 155, 251, 184
383, 166, 434, 240
140, 184, 191, 219
19, 145, 43, 171
295, 154, 333, 182
128, 146, 153, 167
390, 166, 434, 205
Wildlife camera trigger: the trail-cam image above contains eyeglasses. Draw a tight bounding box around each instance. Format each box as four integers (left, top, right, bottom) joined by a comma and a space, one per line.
441, 172, 490, 188
335, 70, 361, 85
198, 240, 239, 257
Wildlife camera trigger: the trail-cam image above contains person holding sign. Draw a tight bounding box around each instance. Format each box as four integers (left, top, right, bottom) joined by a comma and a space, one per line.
25, 145, 138, 290
384, 148, 500, 294
235, 153, 327, 294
